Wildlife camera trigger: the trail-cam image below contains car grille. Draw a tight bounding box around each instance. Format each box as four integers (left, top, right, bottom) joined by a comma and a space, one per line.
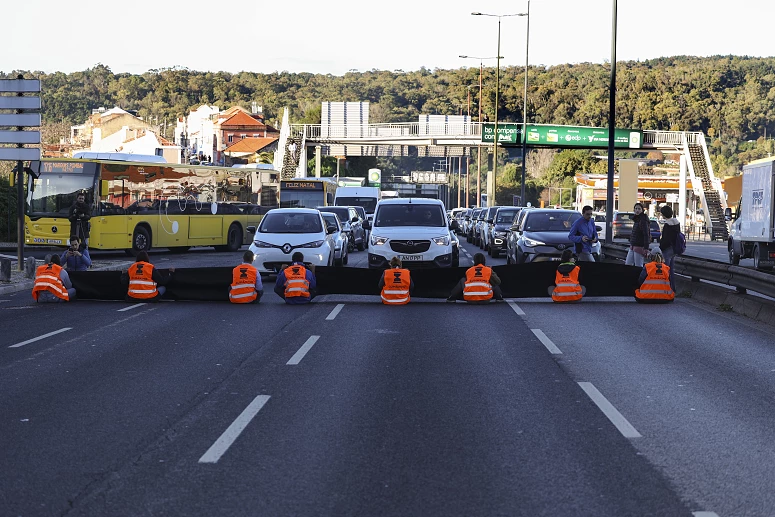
389, 240, 431, 253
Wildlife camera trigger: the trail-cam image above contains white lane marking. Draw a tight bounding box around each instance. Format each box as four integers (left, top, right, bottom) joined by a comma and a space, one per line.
578, 382, 642, 439
692, 512, 720, 517
287, 335, 320, 365
117, 303, 146, 312
508, 301, 525, 316
9, 327, 72, 349
531, 329, 562, 354
198, 395, 271, 464
326, 304, 345, 321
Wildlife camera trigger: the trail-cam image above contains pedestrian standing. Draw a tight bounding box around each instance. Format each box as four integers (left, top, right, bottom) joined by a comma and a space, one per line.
68, 191, 91, 245
658, 205, 681, 292
568, 205, 598, 262
625, 203, 651, 267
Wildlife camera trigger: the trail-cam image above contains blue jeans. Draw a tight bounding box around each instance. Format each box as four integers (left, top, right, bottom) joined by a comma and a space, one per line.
662, 247, 676, 292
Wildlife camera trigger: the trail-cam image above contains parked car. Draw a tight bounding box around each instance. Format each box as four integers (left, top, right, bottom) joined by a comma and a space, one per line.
473, 209, 487, 246
249, 208, 336, 273
487, 207, 521, 258
593, 212, 607, 239
650, 219, 661, 243
506, 209, 602, 264
480, 206, 500, 251
467, 208, 482, 242
316, 206, 366, 251
368, 198, 458, 269
351, 205, 370, 242
320, 212, 348, 266
612, 211, 635, 239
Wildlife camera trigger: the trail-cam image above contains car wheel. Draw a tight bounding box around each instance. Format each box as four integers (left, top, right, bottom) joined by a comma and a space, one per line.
343, 250, 349, 265
129, 226, 151, 256
729, 242, 740, 265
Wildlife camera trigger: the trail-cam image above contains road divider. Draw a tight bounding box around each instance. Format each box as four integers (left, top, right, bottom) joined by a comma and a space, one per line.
198, 394, 271, 464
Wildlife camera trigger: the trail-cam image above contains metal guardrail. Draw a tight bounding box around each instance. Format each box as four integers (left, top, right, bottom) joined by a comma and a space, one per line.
292, 122, 482, 141
602, 243, 775, 299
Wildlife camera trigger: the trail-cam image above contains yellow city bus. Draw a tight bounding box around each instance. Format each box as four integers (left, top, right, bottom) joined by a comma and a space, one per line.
25, 158, 279, 255
279, 178, 338, 208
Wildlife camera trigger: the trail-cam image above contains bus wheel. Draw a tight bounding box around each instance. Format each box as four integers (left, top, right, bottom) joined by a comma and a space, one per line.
130, 227, 151, 256
223, 223, 242, 252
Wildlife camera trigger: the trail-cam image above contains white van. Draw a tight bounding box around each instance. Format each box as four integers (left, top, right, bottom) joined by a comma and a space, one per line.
368, 198, 457, 269
334, 186, 380, 221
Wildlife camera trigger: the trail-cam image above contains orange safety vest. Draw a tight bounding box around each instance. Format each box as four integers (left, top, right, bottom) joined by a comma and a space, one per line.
127, 261, 158, 299
381, 268, 411, 305
32, 263, 69, 301
230, 263, 258, 303
635, 262, 675, 301
283, 264, 310, 298
551, 265, 583, 303
463, 265, 493, 302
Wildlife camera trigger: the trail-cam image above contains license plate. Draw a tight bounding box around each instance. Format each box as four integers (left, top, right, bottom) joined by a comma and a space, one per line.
400, 255, 423, 261
550, 257, 561, 261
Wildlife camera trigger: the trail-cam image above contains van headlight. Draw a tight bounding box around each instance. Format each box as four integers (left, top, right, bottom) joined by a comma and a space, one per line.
371, 234, 388, 246
433, 235, 450, 246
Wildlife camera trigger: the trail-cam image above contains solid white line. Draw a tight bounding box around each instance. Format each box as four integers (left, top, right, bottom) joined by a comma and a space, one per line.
198, 395, 271, 464
692, 512, 719, 517
578, 382, 642, 439
326, 304, 345, 321
531, 329, 562, 354
9, 327, 72, 349
508, 301, 526, 316
287, 335, 320, 365
117, 303, 146, 312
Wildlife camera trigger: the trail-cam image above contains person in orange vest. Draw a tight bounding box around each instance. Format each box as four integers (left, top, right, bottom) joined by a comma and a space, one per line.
230, 250, 263, 303
378, 256, 413, 305
446, 253, 504, 303
120, 251, 175, 302
635, 251, 675, 303
32, 254, 76, 302
274, 252, 316, 304
549, 249, 585, 302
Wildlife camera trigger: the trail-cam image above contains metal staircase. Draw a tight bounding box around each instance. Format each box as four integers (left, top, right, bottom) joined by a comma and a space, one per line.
279, 132, 304, 180
685, 138, 728, 240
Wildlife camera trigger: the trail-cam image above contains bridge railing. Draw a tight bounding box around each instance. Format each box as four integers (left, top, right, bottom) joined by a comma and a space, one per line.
292, 123, 484, 140
602, 243, 775, 299
642, 130, 705, 147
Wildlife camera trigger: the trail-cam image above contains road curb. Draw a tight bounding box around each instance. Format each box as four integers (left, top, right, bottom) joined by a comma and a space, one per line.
0, 261, 134, 296
675, 276, 775, 328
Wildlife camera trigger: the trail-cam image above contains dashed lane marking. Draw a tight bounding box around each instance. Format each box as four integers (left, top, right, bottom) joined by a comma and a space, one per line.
9, 327, 72, 349
578, 382, 642, 439
508, 301, 525, 316
326, 304, 345, 321
530, 329, 562, 354
117, 303, 146, 312
198, 395, 271, 464
692, 512, 719, 517
287, 335, 320, 365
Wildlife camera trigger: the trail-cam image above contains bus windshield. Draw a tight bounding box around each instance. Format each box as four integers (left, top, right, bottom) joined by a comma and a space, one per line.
27, 174, 96, 218
280, 191, 325, 208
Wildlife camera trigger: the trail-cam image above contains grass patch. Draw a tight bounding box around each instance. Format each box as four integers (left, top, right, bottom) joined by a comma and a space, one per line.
717, 303, 733, 312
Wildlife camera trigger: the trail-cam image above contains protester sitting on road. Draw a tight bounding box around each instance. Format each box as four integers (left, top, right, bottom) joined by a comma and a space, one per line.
549, 249, 585, 303
230, 250, 263, 304
121, 251, 174, 302
568, 205, 598, 262
32, 254, 76, 302
60, 236, 92, 272
274, 252, 316, 304
447, 252, 503, 303
379, 256, 413, 305
635, 250, 675, 303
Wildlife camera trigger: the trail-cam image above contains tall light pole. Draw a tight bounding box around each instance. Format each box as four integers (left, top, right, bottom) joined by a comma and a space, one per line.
472, 12, 526, 207
520, 0, 531, 207
605, 0, 618, 243
460, 54, 499, 207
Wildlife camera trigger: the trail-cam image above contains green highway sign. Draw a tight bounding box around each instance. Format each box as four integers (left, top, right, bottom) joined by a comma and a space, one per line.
481, 123, 642, 149
481, 123, 522, 144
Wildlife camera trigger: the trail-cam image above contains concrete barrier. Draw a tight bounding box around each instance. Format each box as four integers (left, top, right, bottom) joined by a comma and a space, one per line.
24, 256, 37, 278
0, 258, 10, 282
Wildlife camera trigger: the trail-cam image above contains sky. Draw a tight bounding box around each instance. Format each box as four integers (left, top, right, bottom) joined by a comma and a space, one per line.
3, 0, 773, 75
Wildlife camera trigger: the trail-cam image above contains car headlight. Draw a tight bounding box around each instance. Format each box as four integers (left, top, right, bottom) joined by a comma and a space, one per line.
300, 240, 325, 248
523, 238, 545, 247
371, 234, 388, 246
252, 240, 273, 248
433, 235, 450, 246
495, 231, 507, 238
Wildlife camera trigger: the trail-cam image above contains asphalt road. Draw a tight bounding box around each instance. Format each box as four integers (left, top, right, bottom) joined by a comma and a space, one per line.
1, 237, 772, 516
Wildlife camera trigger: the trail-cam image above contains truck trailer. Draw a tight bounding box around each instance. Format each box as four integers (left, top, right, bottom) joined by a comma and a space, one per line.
728, 156, 775, 270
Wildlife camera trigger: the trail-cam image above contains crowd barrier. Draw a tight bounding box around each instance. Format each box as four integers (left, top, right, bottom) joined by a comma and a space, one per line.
69, 262, 644, 301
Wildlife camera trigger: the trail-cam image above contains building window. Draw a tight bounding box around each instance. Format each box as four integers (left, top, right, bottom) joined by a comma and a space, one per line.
241, 134, 247, 140
228, 135, 233, 143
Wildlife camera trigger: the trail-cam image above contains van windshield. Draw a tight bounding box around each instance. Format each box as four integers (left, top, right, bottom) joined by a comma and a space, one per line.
375, 204, 446, 227
336, 197, 377, 212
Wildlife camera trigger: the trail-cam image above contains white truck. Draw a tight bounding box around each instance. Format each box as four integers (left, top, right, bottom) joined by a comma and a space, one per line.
334, 186, 380, 222
728, 156, 775, 270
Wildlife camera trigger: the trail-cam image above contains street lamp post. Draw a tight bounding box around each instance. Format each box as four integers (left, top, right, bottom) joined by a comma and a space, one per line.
472, 11, 526, 207
520, 0, 531, 207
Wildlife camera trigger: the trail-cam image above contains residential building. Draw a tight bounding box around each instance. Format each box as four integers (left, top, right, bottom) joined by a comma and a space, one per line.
213, 104, 278, 165
223, 137, 279, 165
70, 106, 154, 149
174, 104, 219, 163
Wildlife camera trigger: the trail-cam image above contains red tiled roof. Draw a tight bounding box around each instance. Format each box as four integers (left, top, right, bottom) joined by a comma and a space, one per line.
224, 137, 278, 154
219, 110, 267, 128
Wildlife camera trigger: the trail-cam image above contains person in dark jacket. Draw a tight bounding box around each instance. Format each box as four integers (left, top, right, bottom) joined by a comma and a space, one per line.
68, 191, 91, 244
658, 205, 681, 292
625, 202, 651, 267
60, 236, 92, 272
120, 251, 175, 302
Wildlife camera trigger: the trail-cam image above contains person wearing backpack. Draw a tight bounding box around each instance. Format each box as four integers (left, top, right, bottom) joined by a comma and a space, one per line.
659, 205, 683, 292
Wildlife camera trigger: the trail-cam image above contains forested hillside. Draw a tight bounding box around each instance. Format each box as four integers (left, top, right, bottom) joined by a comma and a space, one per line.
3, 55, 775, 176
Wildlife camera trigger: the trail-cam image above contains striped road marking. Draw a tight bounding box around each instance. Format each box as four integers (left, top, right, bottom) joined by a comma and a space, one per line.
9, 327, 72, 349
117, 303, 146, 312
198, 395, 271, 464
326, 304, 345, 321
531, 329, 562, 355
287, 336, 320, 365
578, 382, 642, 439
508, 301, 525, 316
